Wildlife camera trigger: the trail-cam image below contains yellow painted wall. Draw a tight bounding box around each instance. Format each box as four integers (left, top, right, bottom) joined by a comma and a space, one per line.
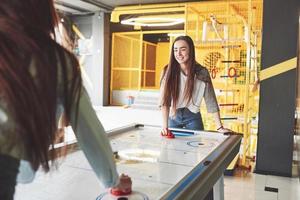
142, 42, 157, 88
112, 34, 141, 90
155, 42, 170, 88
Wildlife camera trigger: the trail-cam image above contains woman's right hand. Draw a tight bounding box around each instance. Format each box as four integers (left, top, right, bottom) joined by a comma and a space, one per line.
160, 127, 169, 136
161, 128, 175, 138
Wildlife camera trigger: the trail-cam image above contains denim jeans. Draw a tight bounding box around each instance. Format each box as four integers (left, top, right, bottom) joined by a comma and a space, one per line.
169, 108, 204, 130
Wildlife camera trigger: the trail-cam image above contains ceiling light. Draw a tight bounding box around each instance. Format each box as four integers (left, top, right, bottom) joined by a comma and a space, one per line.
118, 148, 160, 163
121, 17, 185, 27
168, 33, 185, 37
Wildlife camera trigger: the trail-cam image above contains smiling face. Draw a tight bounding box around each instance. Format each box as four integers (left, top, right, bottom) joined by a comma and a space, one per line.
173, 40, 190, 71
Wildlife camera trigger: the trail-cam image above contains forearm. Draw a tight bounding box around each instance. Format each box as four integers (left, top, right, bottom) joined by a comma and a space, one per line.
161, 106, 170, 128
211, 111, 223, 129
70, 88, 119, 188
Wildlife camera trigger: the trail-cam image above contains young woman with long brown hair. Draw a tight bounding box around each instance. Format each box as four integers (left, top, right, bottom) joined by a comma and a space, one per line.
160, 36, 231, 135
0, 0, 131, 199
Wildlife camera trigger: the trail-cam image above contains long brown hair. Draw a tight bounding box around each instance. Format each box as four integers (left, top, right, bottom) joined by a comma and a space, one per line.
161, 36, 208, 110
0, 0, 82, 171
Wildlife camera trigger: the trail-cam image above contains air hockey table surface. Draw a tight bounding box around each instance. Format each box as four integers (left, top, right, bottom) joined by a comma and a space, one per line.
15, 124, 241, 200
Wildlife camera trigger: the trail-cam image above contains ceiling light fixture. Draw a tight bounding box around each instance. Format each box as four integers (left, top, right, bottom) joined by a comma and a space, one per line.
168, 33, 185, 37
121, 17, 185, 27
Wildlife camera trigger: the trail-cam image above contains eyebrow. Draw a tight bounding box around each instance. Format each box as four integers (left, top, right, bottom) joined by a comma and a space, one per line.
174, 46, 187, 50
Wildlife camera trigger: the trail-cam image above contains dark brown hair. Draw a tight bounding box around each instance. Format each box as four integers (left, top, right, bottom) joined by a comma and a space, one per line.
161, 35, 209, 110
0, 0, 82, 171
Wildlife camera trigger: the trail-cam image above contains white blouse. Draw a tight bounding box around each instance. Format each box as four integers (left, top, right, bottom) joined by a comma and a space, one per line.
159, 68, 219, 116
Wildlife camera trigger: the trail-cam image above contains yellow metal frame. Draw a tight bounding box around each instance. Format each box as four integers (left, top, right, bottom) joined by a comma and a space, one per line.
142, 42, 157, 88
240, 0, 253, 165
110, 1, 263, 168
110, 32, 141, 105
72, 25, 85, 40
183, 0, 263, 167
110, 30, 183, 105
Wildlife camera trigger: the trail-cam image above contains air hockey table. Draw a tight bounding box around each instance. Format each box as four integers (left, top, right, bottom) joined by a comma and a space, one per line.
16, 124, 241, 200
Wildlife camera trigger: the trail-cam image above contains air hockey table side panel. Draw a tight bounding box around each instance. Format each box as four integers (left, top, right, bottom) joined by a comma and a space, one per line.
160, 134, 242, 200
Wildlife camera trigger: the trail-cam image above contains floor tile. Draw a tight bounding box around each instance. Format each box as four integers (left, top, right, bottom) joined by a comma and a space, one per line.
278, 187, 300, 200
225, 189, 278, 200
266, 175, 300, 191
224, 172, 267, 191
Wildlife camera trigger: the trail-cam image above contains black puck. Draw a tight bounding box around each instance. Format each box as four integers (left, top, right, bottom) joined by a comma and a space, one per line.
117, 197, 128, 200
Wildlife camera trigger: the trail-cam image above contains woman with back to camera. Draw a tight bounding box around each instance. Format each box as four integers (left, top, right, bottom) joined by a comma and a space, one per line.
160, 35, 232, 135
0, 0, 131, 199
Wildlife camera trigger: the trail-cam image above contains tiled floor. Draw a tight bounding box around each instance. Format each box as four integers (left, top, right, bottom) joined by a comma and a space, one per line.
15, 106, 300, 200
224, 171, 300, 200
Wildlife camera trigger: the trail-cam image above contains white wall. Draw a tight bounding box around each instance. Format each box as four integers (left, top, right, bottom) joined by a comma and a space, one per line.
72, 11, 109, 106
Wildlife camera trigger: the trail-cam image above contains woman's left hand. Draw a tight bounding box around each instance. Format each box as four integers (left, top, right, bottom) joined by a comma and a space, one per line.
217, 126, 233, 133
111, 174, 132, 195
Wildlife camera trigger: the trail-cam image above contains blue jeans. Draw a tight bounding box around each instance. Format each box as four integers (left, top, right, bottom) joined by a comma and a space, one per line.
169, 108, 204, 130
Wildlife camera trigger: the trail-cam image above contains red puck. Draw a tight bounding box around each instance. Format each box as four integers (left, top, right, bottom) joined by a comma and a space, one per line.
166, 130, 175, 139
110, 188, 132, 196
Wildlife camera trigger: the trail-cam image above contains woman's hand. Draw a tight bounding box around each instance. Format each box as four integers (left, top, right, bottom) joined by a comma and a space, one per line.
160, 127, 169, 136
217, 126, 233, 133
160, 128, 175, 138
111, 174, 132, 196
